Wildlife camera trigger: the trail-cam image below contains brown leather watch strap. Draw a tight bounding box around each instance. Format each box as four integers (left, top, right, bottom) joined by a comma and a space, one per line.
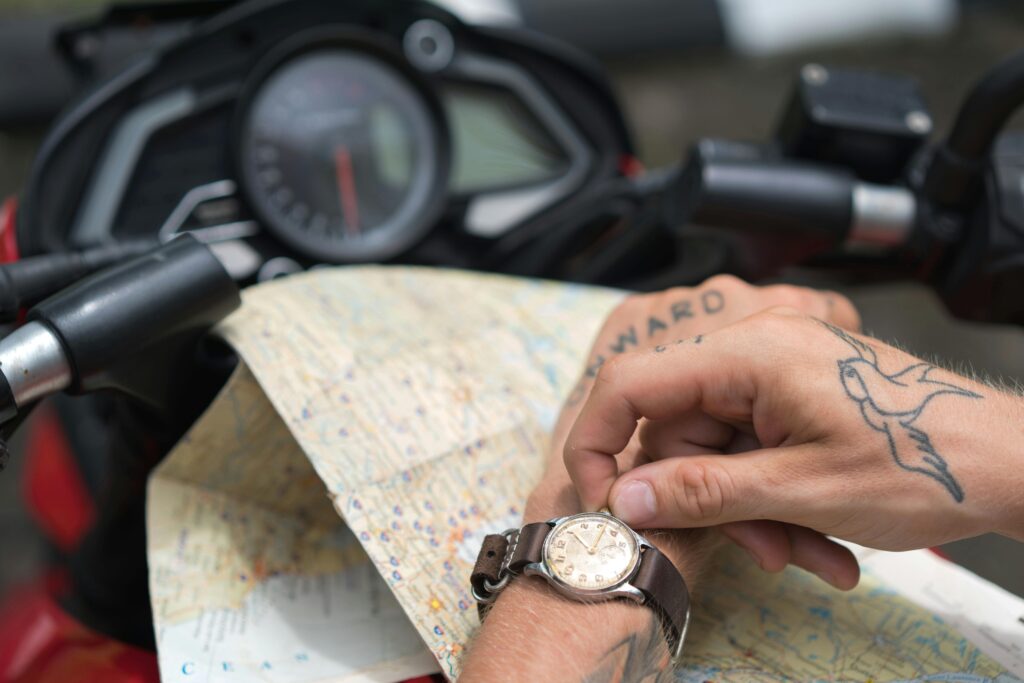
470, 522, 551, 603
631, 544, 690, 657
507, 522, 549, 571
470, 519, 689, 658
470, 533, 510, 599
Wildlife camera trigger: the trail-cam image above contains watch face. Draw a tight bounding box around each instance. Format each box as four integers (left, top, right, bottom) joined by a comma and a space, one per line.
543, 513, 640, 591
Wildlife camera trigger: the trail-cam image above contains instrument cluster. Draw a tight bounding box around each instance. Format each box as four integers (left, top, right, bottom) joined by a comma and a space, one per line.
18, 0, 632, 283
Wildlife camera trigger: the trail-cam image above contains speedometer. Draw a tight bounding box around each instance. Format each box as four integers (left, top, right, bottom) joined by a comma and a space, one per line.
235, 31, 450, 262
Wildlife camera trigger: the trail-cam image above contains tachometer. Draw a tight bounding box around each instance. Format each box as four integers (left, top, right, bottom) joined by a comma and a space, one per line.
235, 31, 449, 262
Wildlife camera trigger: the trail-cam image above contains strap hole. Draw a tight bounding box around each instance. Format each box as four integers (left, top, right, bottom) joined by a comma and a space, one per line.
486, 550, 496, 557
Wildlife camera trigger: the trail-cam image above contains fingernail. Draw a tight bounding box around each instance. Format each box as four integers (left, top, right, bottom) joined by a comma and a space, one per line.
814, 570, 836, 587
612, 480, 656, 525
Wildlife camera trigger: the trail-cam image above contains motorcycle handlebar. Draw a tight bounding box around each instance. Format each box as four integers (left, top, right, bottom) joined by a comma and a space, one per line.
923, 49, 1024, 208
0, 235, 239, 421
675, 144, 915, 249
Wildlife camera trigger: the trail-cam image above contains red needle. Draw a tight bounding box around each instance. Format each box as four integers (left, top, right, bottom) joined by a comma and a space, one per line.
334, 146, 360, 235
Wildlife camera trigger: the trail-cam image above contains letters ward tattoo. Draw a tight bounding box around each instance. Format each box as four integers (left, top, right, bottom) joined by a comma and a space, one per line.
566, 291, 723, 406
820, 321, 981, 503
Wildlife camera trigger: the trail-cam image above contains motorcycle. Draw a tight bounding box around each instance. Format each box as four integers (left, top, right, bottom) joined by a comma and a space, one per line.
0, 1, 1022, 680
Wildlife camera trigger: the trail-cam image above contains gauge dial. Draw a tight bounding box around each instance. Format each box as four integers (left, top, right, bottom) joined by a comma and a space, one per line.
237, 34, 449, 262
544, 513, 640, 591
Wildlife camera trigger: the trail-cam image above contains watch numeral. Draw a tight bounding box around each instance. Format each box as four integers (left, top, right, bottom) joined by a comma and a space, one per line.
565, 565, 574, 574
578, 574, 587, 582
581, 523, 589, 530
595, 575, 603, 583
556, 540, 565, 548
555, 555, 566, 563
610, 530, 618, 537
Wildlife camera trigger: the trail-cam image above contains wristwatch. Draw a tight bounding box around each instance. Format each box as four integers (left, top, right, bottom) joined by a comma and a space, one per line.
471, 510, 691, 662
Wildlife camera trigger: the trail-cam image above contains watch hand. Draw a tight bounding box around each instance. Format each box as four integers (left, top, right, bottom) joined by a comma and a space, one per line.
567, 531, 589, 549
588, 524, 608, 554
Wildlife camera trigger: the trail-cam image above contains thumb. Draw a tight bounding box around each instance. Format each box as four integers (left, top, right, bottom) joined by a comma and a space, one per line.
608, 446, 822, 529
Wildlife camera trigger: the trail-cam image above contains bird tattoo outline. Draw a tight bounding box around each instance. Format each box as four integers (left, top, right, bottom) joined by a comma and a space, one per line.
819, 321, 982, 503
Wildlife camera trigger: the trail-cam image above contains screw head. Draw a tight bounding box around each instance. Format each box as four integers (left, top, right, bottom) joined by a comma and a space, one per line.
74, 33, 100, 60
802, 64, 829, 86
906, 111, 933, 134
404, 19, 455, 72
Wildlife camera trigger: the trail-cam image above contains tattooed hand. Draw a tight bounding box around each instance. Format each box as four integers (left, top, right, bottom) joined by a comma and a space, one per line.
460, 278, 860, 683
565, 307, 1024, 593
531, 275, 860, 526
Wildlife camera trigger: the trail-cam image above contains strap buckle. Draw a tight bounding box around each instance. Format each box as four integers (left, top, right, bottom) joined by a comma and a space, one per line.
472, 527, 519, 604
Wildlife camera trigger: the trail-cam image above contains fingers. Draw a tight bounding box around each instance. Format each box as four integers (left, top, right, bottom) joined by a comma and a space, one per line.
721, 521, 860, 590
783, 524, 860, 589
606, 445, 826, 529
564, 324, 766, 509
639, 414, 767, 460
691, 277, 860, 331
639, 413, 733, 459
720, 520, 790, 571
759, 285, 860, 332
822, 290, 860, 332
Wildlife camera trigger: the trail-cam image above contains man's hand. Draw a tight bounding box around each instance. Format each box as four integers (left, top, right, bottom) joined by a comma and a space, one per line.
565, 308, 1024, 593
526, 277, 862, 589
530, 275, 860, 523
461, 278, 861, 682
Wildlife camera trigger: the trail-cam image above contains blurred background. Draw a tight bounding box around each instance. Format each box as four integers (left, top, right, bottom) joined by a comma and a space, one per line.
1, 0, 1022, 602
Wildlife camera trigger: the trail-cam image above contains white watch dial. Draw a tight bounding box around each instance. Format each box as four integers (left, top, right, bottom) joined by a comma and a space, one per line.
543, 513, 640, 591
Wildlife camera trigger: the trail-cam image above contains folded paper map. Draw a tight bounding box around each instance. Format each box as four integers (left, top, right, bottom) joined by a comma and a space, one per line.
147, 267, 1024, 682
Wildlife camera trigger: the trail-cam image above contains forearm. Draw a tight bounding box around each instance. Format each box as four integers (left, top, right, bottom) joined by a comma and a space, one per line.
460, 508, 720, 682
461, 578, 669, 682
920, 380, 1024, 541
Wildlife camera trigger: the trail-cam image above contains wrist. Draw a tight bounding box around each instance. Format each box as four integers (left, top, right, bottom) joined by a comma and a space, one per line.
950, 390, 1024, 540
642, 527, 723, 586
463, 575, 657, 681
990, 393, 1024, 540
464, 502, 720, 680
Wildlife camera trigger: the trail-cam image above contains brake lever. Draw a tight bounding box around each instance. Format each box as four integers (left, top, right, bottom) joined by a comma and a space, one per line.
0, 234, 240, 445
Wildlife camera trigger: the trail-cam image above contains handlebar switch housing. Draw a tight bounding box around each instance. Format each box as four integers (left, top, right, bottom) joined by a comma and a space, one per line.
777, 64, 932, 184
